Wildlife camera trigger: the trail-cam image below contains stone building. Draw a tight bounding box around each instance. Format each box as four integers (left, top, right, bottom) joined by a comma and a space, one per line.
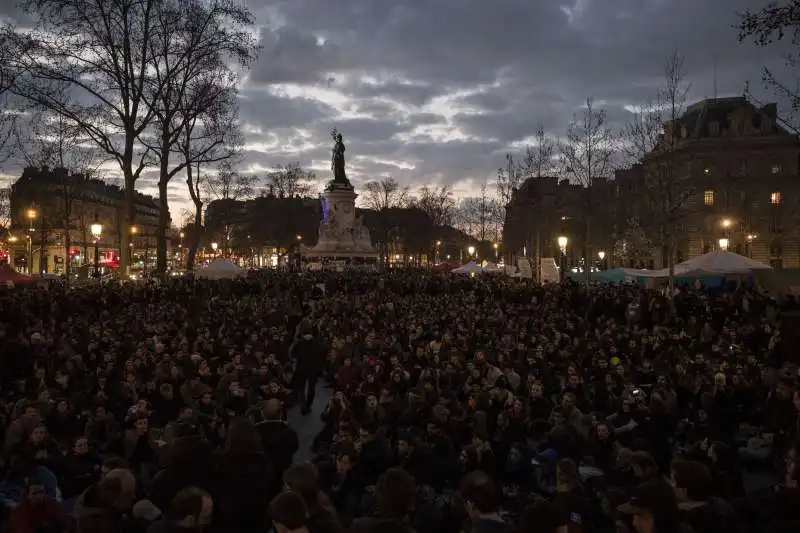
504, 97, 800, 269
7, 166, 163, 274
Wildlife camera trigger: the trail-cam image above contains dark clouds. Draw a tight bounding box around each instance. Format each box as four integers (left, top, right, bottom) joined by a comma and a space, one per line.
1, 0, 794, 211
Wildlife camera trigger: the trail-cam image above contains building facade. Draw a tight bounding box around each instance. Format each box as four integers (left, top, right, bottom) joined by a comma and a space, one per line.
7, 166, 163, 274
504, 97, 800, 269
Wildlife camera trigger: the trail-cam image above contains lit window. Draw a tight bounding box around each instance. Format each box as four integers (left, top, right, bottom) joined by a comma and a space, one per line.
771, 192, 782, 205
772, 164, 782, 175
704, 190, 715, 206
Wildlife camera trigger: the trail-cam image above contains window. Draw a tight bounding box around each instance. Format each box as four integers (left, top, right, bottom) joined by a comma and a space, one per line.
772, 164, 782, 175
771, 192, 782, 205
703, 190, 715, 206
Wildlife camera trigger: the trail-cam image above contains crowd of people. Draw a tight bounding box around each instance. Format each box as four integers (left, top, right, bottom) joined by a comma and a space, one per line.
0, 270, 799, 533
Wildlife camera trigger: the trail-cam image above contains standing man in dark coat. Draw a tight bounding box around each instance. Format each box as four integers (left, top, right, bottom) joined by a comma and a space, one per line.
257, 399, 299, 487
290, 321, 327, 415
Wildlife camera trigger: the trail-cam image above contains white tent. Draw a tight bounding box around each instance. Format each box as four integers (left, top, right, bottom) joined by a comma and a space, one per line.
673, 250, 771, 276
625, 250, 771, 278
453, 261, 484, 275
197, 258, 246, 279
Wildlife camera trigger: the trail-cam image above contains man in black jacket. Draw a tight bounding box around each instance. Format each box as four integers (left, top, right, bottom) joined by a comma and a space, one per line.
256, 398, 299, 485
290, 321, 327, 415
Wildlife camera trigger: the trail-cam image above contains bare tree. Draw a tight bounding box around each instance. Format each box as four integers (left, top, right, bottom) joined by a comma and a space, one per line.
621, 51, 691, 286
2, 0, 173, 275
362, 177, 410, 261
362, 177, 410, 211
560, 97, 615, 286
0, 189, 9, 230
179, 88, 240, 270
414, 185, 455, 228
265, 162, 316, 198
457, 182, 499, 242
495, 153, 522, 212
205, 163, 255, 202
514, 124, 557, 277
519, 124, 557, 179
0, 39, 23, 166
613, 217, 653, 268
142, 0, 257, 275
738, 2, 800, 130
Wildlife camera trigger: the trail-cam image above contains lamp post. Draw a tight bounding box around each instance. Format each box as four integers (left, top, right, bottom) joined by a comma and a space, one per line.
211, 242, 218, 258
718, 237, 729, 251
598, 250, 606, 270
26, 207, 37, 275
745, 234, 757, 257
557, 236, 568, 282
467, 245, 476, 260
435, 240, 441, 264
129, 225, 138, 269
90, 214, 103, 279
493, 242, 499, 260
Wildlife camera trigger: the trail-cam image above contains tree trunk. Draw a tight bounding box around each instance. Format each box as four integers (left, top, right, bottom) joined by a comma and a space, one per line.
119, 144, 135, 276
64, 217, 71, 287
534, 226, 541, 284
187, 201, 202, 271
157, 176, 169, 277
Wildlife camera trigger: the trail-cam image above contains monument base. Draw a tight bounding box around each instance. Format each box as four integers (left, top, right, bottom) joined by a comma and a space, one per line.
301, 180, 378, 261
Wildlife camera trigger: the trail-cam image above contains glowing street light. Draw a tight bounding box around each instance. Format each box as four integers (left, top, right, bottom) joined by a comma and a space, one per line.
91, 214, 103, 279
598, 250, 606, 261
557, 236, 568, 282
467, 245, 476, 257
721, 218, 732, 229
718, 237, 729, 251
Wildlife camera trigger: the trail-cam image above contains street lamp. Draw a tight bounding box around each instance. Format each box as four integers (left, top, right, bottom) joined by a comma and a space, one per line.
90, 214, 103, 279
467, 245, 475, 259
211, 242, 218, 257
598, 250, 606, 270
493, 242, 499, 260
557, 236, 568, 282
721, 218, 732, 229
718, 237, 729, 251
26, 208, 37, 230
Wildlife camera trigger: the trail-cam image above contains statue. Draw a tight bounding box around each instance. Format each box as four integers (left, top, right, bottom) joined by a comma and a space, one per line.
330, 129, 350, 186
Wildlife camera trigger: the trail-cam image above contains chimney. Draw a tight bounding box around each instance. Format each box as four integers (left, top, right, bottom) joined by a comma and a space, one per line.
761, 103, 777, 119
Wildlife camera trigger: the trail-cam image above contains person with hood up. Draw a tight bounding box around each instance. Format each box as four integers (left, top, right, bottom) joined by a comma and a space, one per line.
74, 468, 135, 533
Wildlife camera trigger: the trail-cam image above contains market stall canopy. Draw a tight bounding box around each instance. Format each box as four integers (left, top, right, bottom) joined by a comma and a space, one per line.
197, 258, 246, 279
672, 250, 771, 275
623, 250, 772, 278
452, 261, 484, 275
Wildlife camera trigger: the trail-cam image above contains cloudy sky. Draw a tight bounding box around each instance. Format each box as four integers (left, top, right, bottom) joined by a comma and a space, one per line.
0, 0, 795, 217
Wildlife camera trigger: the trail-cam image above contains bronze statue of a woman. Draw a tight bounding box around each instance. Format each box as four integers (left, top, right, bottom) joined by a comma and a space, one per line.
331, 132, 349, 185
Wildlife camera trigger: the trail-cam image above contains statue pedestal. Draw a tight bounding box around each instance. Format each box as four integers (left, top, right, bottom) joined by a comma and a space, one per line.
302, 181, 378, 261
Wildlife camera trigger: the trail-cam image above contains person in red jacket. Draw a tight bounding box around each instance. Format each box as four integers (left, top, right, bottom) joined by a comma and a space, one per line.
9, 476, 74, 533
